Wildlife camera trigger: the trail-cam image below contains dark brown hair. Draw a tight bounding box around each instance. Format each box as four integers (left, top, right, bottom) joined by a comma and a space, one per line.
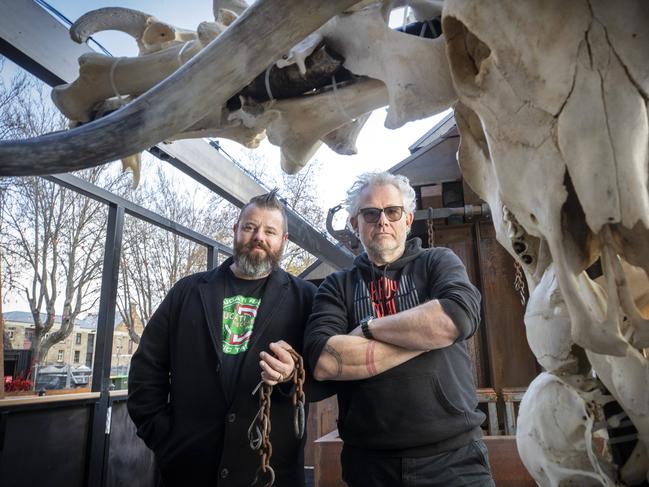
237, 189, 288, 232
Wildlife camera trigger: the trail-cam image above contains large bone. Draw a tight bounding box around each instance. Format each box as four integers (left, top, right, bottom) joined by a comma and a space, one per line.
230, 78, 388, 173
56, 17, 233, 124
52, 41, 204, 123
449, 2, 649, 483
557, 19, 649, 234
587, 346, 649, 485
179, 83, 375, 160
519, 258, 649, 485
516, 372, 616, 487
213, 0, 249, 19
320, 2, 456, 129
524, 264, 576, 373
455, 101, 548, 289
70, 7, 197, 55
445, 2, 635, 357
0, 0, 360, 176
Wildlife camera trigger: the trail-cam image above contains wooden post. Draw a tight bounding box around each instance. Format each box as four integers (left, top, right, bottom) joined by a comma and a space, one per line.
502, 387, 527, 435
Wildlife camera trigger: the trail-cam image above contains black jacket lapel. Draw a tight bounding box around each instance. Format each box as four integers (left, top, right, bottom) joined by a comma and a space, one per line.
239, 268, 289, 375
198, 261, 229, 361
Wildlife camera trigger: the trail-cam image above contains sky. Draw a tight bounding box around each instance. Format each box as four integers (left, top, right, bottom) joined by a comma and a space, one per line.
45, 0, 451, 211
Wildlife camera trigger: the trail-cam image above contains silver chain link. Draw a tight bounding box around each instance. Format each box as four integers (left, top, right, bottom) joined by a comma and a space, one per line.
514, 260, 527, 305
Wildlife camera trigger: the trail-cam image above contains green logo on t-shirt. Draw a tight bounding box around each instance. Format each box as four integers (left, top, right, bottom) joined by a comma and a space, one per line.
222, 295, 261, 355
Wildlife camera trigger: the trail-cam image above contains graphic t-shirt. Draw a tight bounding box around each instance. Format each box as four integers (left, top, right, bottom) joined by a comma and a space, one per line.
222, 294, 261, 355
220, 267, 269, 399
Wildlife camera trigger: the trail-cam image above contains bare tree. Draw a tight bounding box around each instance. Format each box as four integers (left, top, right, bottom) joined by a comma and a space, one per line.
0, 58, 29, 141
277, 159, 326, 274
0, 170, 119, 364
0, 61, 126, 365
117, 166, 237, 343
0, 176, 5, 397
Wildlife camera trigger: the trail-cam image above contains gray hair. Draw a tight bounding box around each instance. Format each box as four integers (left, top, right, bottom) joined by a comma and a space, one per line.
344, 172, 417, 217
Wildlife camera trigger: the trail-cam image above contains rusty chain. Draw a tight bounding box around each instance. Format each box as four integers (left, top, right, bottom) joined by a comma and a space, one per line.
427, 207, 435, 247
248, 347, 306, 487
513, 260, 527, 306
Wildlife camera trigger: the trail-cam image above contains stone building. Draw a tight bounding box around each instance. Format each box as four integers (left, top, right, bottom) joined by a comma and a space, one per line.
3, 304, 145, 378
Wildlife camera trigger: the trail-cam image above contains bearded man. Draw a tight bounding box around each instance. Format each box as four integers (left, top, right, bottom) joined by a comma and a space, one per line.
128, 190, 328, 486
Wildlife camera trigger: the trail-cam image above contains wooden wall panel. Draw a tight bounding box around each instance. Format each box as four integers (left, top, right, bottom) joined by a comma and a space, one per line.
434, 225, 489, 388
477, 223, 538, 391
305, 396, 338, 466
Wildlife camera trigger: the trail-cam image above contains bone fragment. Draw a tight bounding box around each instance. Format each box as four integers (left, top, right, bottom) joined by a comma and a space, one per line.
322, 113, 372, 155
121, 154, 141, 189
275, 33, 324, 75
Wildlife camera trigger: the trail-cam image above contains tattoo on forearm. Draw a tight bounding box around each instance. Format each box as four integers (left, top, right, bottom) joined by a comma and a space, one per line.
365, 340, 378, 376
324, 344, 343, 378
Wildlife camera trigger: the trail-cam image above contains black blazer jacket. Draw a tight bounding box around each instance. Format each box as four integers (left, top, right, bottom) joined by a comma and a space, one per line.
127, 258, 329, 486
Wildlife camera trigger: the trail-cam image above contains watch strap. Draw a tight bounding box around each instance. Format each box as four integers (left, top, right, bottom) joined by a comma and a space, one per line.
360, 316, 374, 339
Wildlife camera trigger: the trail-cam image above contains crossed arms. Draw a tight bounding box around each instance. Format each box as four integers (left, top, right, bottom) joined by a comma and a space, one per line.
313, 299, 459, 381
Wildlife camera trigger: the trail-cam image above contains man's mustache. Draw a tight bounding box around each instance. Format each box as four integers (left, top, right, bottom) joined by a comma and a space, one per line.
242, 241, 270, 253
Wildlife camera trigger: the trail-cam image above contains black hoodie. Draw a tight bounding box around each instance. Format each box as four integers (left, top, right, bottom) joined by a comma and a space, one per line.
304, 238, 485, 456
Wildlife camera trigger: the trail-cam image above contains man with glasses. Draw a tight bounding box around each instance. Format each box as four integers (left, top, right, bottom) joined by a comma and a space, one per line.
304, 172, 494, 486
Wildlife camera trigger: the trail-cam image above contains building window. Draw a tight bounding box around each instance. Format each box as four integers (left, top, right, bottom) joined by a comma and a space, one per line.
7, 328, 15, 339
74, 350, 80, 363
75, 333, 82, 345
57, 350, 64, 362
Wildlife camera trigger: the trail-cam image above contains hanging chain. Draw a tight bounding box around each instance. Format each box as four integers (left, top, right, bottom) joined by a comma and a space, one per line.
427, 207, 435, 247
513, 260, 527, 306
288, 349, 306, 439
248, 347, 306, 487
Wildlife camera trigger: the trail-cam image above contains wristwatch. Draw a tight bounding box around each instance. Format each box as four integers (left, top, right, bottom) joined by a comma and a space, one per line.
359, 316, 374, 339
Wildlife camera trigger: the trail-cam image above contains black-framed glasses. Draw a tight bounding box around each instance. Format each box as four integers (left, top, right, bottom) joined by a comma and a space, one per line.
358, 206, 404, 223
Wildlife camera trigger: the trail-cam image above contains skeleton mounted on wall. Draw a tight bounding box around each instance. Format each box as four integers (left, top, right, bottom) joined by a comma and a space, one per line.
0, 1, 647, 485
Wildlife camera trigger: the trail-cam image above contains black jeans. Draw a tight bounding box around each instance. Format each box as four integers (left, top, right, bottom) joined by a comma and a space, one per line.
341, 441, 495, 487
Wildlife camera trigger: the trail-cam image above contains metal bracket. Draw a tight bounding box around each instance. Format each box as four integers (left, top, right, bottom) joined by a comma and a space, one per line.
105, 406, 112, 435
326, 205, 361, 254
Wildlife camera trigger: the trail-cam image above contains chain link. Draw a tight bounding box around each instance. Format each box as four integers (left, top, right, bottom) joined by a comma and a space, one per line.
513, 260, 527, 306
426, 208, 434, 247
249, 346, 306, 487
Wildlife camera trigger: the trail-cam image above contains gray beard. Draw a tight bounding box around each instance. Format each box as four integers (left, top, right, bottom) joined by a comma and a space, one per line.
363, 239, 402, 264
233, 239, 285, 279
234, 251, 275, 279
